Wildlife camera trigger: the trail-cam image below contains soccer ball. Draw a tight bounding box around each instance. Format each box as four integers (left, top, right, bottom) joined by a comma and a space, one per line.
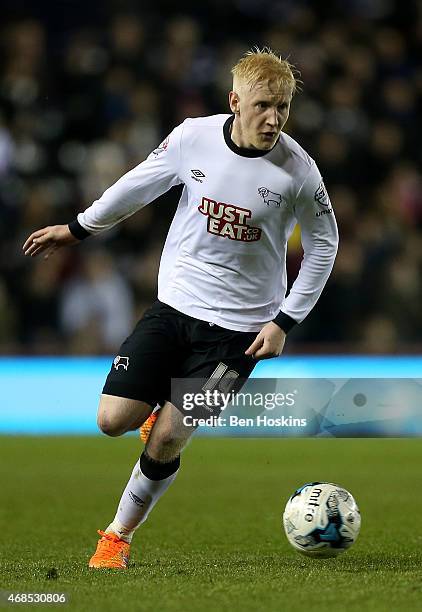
283, 482, 361, 558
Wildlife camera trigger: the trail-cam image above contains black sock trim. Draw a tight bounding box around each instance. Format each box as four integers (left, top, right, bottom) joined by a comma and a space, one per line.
139, 451, 180, 481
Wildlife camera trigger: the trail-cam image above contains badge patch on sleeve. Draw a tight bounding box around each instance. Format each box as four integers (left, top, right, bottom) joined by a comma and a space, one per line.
314, 181, 330, 207
153, 135, 170, 156
314, 181, 333, 217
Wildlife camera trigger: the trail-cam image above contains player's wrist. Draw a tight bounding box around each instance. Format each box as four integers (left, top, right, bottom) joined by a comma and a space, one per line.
272, 311, 297, 334
68, 220, 91, 241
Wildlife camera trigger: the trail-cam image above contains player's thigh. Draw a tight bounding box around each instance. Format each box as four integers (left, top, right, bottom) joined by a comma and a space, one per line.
97, 393, 153, 436
146, 325, 257, 455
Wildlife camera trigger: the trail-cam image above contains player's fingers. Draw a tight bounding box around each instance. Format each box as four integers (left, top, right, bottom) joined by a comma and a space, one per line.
244, 334, 263, 356
253, 346, 270, 359
34, 231, 54, 245
29, 244, 47, 257
22, 228, 50, 251
24, 235, 52, 256
23, 234, 53, 256
24, 242, 44, 256
254, 349, 277, 360
22, 232, 41, 251
253, 338, 278, 360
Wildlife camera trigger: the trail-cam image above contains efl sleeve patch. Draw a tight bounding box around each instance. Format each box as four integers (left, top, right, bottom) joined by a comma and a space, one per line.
314, 181, 330, 207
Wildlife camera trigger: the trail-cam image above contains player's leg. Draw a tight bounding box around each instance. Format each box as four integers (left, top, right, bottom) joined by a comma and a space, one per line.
140, 322, 259, 445
89, 302, 186, 568
146, 398, 195, 461
110, 320, 260, 552
98, 401, 196, 549
96, 393, 152, 437
90, 307, 258, 568
89, 403, 189, 569
115, 318, 260, 546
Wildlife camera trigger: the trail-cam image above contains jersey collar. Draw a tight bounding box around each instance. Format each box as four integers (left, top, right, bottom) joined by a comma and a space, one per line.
223, 115, 279, 158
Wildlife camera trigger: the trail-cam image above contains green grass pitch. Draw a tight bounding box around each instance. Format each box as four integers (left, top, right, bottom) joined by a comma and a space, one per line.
1, 436, 422, 611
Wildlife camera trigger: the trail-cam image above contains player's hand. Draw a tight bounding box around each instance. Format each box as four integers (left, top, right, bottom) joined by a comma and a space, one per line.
245, 322, 286, 360
22, 225, 79, 259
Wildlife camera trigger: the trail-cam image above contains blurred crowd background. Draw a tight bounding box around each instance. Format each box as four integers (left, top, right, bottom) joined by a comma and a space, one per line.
1, 0, 421, 355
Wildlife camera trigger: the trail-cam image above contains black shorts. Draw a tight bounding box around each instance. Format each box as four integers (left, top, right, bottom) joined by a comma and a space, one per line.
103, 300, 257, 410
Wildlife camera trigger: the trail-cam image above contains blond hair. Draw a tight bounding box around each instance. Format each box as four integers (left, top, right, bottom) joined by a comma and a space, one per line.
231, 47, 298, 94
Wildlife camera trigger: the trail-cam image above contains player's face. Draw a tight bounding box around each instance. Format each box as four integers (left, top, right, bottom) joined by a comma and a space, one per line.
229, 80, 292, 151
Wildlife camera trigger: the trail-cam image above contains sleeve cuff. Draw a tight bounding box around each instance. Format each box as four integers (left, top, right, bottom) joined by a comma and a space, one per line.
272, 311, 298, 334
68, 220, 91, 240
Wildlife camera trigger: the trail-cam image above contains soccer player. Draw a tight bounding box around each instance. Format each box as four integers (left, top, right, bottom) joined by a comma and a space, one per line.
23, 48, 338, 569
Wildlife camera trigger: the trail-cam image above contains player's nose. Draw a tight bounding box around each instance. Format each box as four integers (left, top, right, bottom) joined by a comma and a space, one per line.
265, 108, 278, 127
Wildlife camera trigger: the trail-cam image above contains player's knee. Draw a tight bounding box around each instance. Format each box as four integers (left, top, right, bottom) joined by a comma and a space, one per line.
97, 411, 125, 437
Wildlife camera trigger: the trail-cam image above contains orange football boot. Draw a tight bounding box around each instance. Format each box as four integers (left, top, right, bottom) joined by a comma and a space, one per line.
88, 530, 130, 569
140, 410, 160, 444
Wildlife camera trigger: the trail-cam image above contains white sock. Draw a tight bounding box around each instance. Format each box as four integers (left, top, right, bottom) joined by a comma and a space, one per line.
106, 458, 179, 543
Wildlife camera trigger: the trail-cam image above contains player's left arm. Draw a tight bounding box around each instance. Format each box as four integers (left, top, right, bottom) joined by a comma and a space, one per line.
245, 162, 338, 360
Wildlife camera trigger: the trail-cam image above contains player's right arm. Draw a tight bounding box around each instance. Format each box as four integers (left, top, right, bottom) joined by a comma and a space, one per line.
23, 224, 80, 259
22, 122, 184, 258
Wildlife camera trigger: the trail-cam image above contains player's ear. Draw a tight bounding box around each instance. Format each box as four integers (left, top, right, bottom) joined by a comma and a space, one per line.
229, 91, 240, 114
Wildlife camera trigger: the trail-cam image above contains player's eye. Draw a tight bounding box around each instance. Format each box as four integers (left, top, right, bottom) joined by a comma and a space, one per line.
278, 103, 288, 112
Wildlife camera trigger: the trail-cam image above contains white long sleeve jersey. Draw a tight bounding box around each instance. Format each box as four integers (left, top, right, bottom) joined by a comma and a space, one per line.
77, 114, 338, 332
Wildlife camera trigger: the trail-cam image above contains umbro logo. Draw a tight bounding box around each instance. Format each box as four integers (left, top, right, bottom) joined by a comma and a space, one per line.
191, 169, 206, 182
